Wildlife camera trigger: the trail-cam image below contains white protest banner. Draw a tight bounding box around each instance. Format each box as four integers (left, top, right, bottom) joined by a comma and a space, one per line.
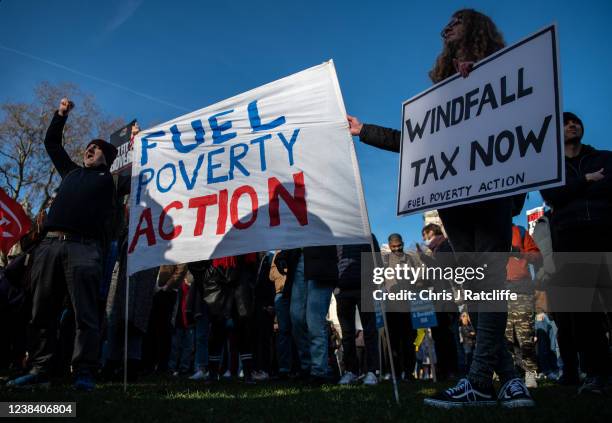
127, 61, 370, 275
398, 25, 563, 215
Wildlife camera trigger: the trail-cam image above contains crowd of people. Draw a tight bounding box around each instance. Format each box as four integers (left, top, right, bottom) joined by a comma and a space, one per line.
0, 7, 611, 412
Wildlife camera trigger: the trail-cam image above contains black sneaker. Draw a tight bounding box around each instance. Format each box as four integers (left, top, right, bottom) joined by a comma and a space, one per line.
498, 378, 535, 408
578, 377, 605, 395
424, 378, 497, 408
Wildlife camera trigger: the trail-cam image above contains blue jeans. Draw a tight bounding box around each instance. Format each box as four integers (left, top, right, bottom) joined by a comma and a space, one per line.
168, 327, 194, 372
274, 293, 293, 373
290, 255, 334, 377
193, 310, 209, 371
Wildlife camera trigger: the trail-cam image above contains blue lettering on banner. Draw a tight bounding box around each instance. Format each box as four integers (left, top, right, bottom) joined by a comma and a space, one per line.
248, 100, 286, 132
209, 110, 237, 144
136, 97, 305, 195
170, 121, 205, 153
136, 168, 155, 202
229, 143, 250, 180
207, 147, 228, 184
277, 129, 300, 166
156, 163, 177, 193
141, 131, 164, 165
249, 134, 272, 171
178, 154, 205, 190
191, 119, 205, 144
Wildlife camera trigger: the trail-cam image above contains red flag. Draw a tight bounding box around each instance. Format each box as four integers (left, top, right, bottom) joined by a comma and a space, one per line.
0, 188, 31, 255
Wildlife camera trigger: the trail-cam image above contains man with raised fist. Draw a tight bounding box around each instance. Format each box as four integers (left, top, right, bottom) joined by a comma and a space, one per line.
7, 98, 118, 391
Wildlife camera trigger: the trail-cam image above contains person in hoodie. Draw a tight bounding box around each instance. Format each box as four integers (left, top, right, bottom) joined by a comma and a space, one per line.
7, 98, 117, 391
540, 111, 612, 394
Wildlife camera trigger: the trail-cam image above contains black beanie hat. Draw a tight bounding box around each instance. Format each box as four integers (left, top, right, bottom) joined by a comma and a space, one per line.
563, 112, 584, 133
86, 139, 118, 167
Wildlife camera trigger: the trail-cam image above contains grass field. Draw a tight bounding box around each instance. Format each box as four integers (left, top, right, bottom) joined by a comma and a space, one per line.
1, 375, 611, 423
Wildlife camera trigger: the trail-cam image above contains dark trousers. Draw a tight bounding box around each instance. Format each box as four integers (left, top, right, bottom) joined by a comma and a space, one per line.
386, 312, 416, 378
438, 197, 516, 387
274, 293, 293, 373
335, 290, 379, 374
554, 312, 609, 378
208, 315, 254, 375
551, 225, 612, 378
253, 306, 274, 373
29, 238, 102, 375
535, 328, 559, 375
141, 290, 174, 373
431, 312, 459, 380
0, 295, 29, 370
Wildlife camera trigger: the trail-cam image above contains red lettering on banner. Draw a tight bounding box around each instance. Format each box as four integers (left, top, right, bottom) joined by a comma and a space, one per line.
230, 185, 258, 229
268, 171, 308, 226
217, 189, 228, 235
128, 208, 156, 253
130, 173, 310, 253
189, 194, 217, 236
159, 201, 183, 240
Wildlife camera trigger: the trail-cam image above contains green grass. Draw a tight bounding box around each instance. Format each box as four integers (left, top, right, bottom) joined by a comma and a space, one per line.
1, 375, 611, 423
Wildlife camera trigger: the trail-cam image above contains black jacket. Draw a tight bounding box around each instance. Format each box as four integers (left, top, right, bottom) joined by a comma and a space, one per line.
360, 124, 401, 152
274, 246, 339, 297
541, 144, 612, 231
254, 253, 275, 308
43, 112, 116, 242
336, 235, 380, 292
187, 257, 256, 320
185, 269, 207, 324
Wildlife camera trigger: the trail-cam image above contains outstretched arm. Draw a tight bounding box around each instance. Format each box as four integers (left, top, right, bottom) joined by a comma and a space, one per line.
44, 98, 78, 178
347, 115, 401, 153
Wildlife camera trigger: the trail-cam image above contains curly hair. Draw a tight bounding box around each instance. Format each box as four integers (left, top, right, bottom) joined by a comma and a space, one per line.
429, 9, 505, 83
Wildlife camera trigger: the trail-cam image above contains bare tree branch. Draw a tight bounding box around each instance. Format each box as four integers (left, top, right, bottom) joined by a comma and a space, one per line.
0, 82, 125, 212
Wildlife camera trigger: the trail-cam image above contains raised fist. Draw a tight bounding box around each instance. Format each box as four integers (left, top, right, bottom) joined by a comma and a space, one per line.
58, 98, 75, 116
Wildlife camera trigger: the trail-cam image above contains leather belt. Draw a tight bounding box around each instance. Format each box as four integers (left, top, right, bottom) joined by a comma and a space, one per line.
45, 231, 98, 244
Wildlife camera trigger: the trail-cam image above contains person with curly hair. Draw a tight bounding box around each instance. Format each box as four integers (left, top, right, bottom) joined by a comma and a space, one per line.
346, 9, 534, 408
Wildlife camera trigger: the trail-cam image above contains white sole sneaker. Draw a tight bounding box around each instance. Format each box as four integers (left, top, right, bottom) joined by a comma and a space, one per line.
424, 398, 497, 409
500, 398, 535, 408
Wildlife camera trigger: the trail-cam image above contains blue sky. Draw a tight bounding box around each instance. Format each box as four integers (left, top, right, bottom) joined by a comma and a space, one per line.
2, 0, 611, 245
